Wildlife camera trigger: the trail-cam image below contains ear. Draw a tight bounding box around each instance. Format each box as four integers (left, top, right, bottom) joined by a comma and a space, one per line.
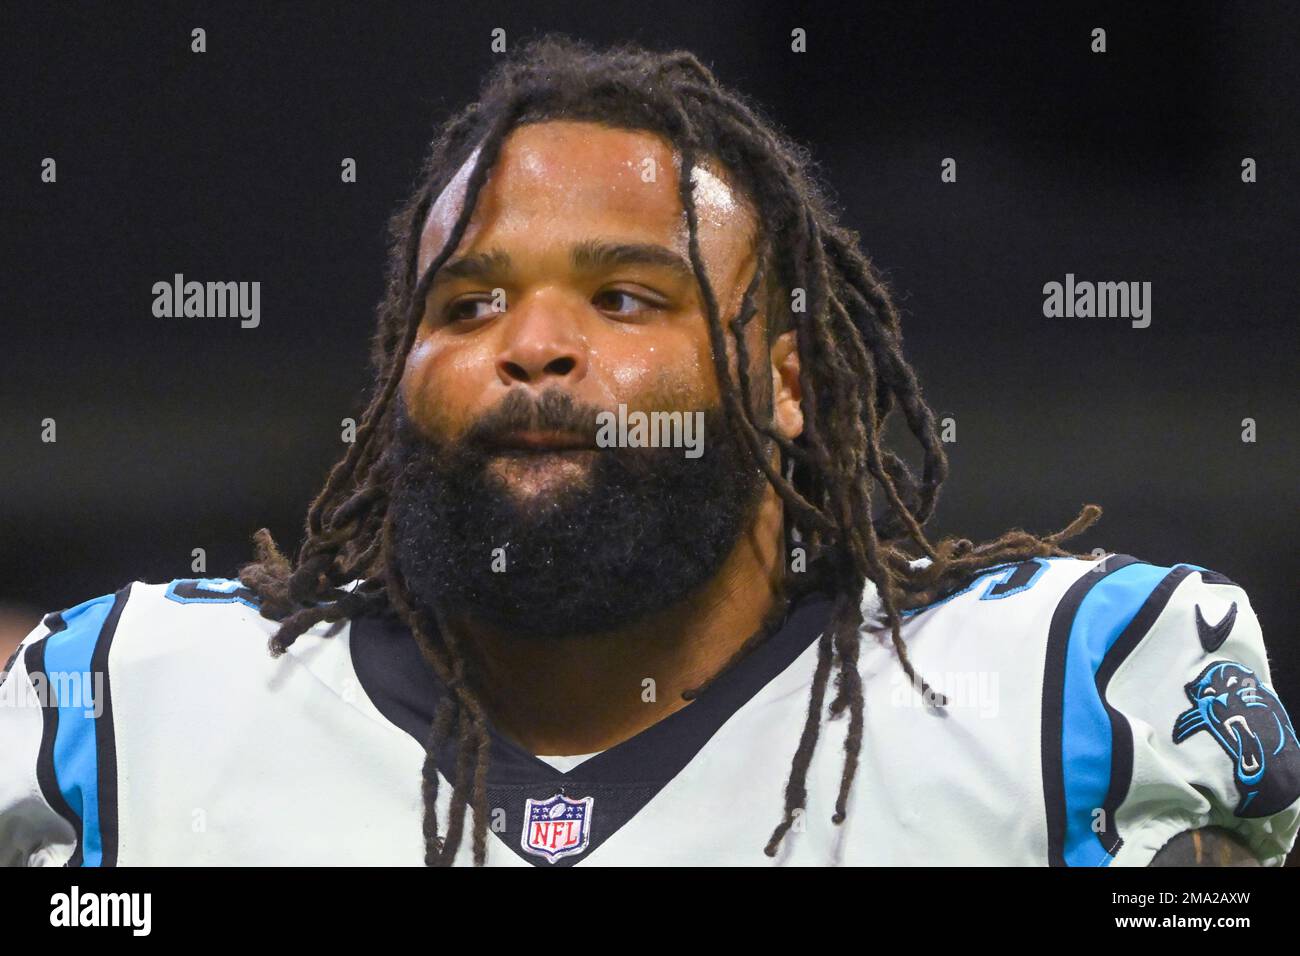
770, 330, 803, 440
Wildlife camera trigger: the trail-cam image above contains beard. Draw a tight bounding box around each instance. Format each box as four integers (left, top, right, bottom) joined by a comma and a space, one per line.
386, 387, 769, 639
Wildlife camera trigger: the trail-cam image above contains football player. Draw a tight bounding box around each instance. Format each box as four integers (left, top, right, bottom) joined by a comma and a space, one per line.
3, 36, 1297, 867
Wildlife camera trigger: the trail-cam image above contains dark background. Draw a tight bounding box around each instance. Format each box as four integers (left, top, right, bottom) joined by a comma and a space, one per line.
1, 2, 1295, 763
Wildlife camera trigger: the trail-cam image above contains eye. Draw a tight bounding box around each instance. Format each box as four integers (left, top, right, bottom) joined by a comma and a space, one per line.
593, 288, 658, 316
445, 296, 499, 324
1201, 686, 1217, 698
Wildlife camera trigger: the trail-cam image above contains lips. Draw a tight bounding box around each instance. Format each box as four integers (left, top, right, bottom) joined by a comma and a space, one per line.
489, 430, 597, 452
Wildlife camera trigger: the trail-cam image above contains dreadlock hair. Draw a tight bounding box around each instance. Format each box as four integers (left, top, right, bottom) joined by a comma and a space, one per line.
239, 34, 1102, 865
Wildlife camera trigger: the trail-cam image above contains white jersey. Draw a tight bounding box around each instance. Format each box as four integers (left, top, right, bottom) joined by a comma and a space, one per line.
2, 553, 1298, 866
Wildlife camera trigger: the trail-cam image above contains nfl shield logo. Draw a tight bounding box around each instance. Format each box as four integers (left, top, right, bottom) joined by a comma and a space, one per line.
521, 794, 594, 863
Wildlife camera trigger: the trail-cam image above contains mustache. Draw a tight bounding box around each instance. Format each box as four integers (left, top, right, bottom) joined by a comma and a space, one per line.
463, 389, 613, 448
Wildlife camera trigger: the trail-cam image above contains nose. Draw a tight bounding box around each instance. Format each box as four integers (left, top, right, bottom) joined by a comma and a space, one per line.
494, 292, 589, 388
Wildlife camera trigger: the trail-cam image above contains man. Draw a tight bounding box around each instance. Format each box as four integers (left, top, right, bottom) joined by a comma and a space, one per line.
3, 36, 1297, 867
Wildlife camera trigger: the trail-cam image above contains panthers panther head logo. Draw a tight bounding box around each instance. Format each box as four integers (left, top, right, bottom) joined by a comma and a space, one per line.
1174, 661, 1300, 817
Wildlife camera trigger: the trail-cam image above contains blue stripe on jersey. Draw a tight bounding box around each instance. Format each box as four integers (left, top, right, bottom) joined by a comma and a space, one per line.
1060, 562, 1171, 866
40, 592, 116, 867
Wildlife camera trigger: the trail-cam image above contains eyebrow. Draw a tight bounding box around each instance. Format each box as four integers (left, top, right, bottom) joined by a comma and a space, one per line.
437, 239, 696, 284
570, 239, 695, 282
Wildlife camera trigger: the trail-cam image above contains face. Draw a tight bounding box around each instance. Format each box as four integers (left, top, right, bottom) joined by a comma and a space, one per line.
401, 119, 801, 494
388, 120, 803, 636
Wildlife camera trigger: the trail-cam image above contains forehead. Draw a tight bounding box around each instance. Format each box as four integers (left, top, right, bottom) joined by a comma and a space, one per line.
417, 120, 757, 275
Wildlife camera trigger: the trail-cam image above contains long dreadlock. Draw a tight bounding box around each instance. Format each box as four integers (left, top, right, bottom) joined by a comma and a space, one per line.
239, 35, 1101, 865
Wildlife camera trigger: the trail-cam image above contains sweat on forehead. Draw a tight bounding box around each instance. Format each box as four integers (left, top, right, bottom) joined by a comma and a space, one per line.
417, 120, 757, 277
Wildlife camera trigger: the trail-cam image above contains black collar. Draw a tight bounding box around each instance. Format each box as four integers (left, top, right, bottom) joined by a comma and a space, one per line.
350, 588, 835, 865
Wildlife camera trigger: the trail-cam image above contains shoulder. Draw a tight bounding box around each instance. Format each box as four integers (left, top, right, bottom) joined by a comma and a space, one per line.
879, 553, 1299, 866
1044, 555, 1254, 660
10, 578, 290, 691
895, 553, 1259, 663
1035, 556, 1299, 866
0, 578, 299, 867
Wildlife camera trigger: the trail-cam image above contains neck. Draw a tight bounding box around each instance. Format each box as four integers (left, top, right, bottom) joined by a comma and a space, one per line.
445, 489, 788, 755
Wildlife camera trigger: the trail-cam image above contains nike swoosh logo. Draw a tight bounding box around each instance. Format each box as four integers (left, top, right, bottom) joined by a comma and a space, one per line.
1196, 602, 1238, 652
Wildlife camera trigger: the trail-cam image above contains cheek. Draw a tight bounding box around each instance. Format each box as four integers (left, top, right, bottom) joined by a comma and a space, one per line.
595, 329, 720, 410
400, 334, 494, 438
681, 321, 754, 409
